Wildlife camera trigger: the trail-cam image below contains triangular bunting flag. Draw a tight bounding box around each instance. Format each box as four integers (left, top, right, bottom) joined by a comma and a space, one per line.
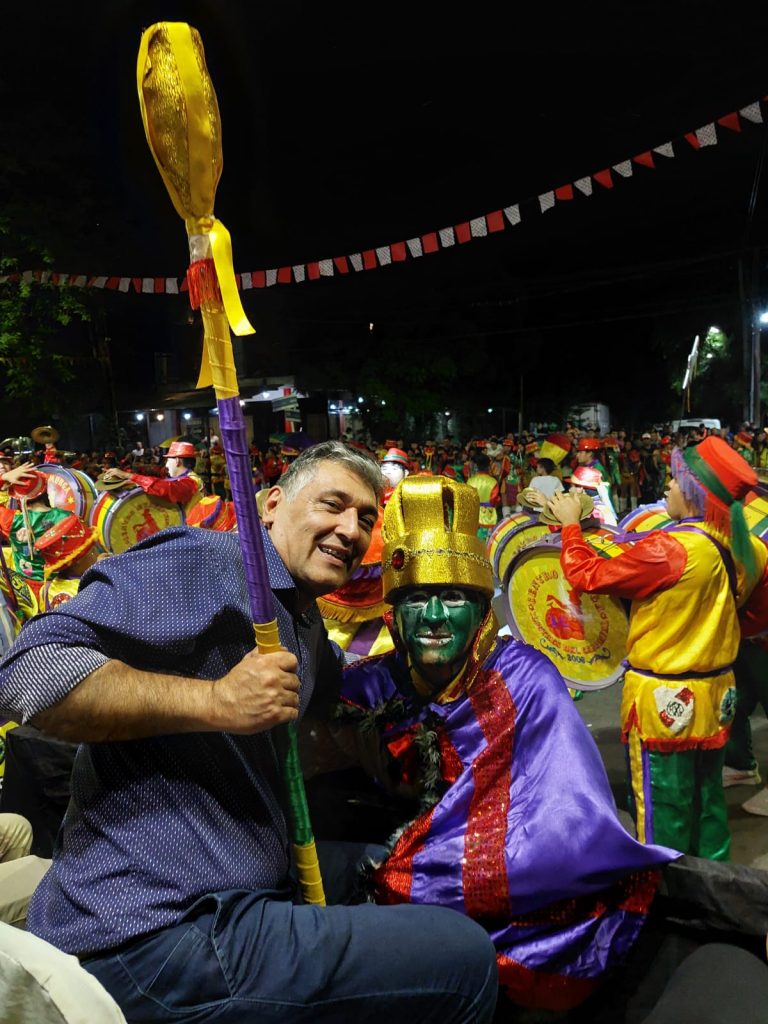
406, 238, 423, 257
455, 222, 472, 244
292, 265, 306, 283
486, 210, 505, 232
141, 278, 154, 293
349, 253, 364, 271
470, 216, 488, 237
633, 151, 655, 168
574, 177, 593, 196
253, 271, 266, 288
333, 256, 350, 273
612, 160, 633, 178
119, 278, 130, 292
319, 259, 334, 276
554, 185, 574, 201
362, 249, 377, 269
306, 263, 320, 281
438, 227, 455, 247
740, 102, 763, 124
717, 112, 741, 132
390, 242, 407, 261
422, 232, 439, 253
240, 272, 252, 289
593, 169, 613, 189
539, 191, 555, 212
503, 204, 521, 225
265, 269, 278, 286
375, 247, 391, 266
166, 278, 179, 294
695, 124, 717, 147
277, 267, 292, 284
653, 142, 675, 158
684, 132, 701, 149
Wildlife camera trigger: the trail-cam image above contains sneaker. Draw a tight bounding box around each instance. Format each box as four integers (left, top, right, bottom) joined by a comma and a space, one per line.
742, 787, 768, 817
722, 766, 762, 788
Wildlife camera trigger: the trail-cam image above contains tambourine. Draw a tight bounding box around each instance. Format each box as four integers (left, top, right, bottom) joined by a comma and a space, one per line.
502, 526, 629, 690
89, 488, 185, 554
486, 511, 550, 587
36, 464, 98, 521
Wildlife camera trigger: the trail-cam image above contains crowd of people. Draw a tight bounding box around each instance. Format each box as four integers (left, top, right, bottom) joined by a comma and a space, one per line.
0, 423, 767, 1021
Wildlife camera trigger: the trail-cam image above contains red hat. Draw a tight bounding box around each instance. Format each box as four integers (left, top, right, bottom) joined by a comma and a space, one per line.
601, 436, 620, 450
679, 436, 758, 577
661, 436, 671, 446
735, 431, 754, 449
8, 470, 48, 501
166, 441, 196, 458
577, 437, 602, 452
381, 447, 409, 469
571, 465, 603, 489
34, 514, 98, 577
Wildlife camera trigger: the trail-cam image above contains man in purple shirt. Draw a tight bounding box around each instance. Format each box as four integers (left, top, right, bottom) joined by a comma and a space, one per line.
0, 441, 497, 1024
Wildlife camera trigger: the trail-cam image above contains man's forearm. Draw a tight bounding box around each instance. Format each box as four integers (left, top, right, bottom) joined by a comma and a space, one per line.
31, 660, 216, 743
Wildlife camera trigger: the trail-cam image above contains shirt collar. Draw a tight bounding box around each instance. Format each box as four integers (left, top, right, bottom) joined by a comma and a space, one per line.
260, 522, 320, 624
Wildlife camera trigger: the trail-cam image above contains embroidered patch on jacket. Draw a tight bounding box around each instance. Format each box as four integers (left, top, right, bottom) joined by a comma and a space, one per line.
654, 685, 695, 734
719, 686, 737, 724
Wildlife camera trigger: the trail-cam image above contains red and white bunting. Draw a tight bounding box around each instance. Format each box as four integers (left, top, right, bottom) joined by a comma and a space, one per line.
3, 95, 764, 295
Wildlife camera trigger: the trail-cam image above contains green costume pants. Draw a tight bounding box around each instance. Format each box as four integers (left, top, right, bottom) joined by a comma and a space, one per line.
627, 741, 729, 861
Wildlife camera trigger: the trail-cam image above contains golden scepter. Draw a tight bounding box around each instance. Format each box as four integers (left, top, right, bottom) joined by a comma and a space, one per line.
137, 22, 324, 905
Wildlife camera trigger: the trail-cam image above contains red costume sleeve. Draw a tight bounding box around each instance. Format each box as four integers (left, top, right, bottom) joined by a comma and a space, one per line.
0, 507, 14, 540
129, 474, 198, 504
739, 557, 768, 638
559, 523, 687, 600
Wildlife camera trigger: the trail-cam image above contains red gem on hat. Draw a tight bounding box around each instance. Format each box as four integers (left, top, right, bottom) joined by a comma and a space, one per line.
391, 548, 405, 570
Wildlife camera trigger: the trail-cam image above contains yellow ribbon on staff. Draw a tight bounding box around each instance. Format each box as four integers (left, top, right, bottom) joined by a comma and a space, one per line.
136, 22, 254, 341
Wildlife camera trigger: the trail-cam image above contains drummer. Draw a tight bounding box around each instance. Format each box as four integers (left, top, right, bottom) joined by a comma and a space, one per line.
548, 436, 767, 861
102, 440, 204, 513
34, 514, 101, 612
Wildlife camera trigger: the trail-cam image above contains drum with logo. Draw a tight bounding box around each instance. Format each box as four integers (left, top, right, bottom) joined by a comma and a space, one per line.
37, 464, 98, 522
502, 526, 630, 690
89, 487, 185, 554
486, 512, 550, 587
617, 503, 673, 534
744, 494, 768, 541
185, 495, 236, 532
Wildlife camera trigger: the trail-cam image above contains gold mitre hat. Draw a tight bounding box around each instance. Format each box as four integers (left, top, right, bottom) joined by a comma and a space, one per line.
381, 476, 494, 603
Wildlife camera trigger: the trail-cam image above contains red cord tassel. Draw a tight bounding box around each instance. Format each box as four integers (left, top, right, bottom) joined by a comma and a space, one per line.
187, 259, 222, 309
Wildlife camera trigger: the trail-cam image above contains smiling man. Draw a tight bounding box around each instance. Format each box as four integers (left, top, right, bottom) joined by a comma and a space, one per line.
0, 441, 499, 1024
313, 475, 677, 1012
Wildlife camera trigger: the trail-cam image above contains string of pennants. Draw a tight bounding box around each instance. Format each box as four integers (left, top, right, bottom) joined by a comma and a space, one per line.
2, 96, 766, 296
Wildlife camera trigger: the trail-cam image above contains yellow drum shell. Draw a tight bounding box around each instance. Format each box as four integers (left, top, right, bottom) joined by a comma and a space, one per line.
89, 488, 185, 554
486, 511, 550, 586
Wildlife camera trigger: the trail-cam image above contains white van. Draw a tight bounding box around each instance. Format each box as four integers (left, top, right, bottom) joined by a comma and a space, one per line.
670, 418, 721, 432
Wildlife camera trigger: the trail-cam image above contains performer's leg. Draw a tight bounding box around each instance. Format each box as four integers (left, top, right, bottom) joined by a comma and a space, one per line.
626, 732, 693, 852
84, 891, 499, 1024
725, 643, 760, 772
694, 747, 730, 861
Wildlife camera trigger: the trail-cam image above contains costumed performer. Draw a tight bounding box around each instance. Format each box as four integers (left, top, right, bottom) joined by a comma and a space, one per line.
103, 440, 204, 513
302, 475, 678, 1012
380, 447, 410, 505
466, 452, 501, 541
548, 436, 767, 860
0, 441, 497, 1024
34, 513, 102, 612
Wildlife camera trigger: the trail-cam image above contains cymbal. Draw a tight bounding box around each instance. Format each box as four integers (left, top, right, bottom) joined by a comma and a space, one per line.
31, 425, 60, 445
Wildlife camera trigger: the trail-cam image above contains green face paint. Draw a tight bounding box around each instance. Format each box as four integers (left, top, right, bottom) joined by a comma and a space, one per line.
394, 586, 485, 687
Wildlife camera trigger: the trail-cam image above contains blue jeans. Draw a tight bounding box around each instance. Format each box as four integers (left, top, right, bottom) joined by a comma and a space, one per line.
82, 843, 498, 1023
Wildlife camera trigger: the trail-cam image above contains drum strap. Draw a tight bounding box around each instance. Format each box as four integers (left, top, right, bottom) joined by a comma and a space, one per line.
665, 525, 738, 600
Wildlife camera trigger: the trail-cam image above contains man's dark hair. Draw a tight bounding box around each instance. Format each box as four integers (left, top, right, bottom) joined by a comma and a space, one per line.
475, 453, 490, 472
537, 457, 555, 474
279, 440, 384, 502
180, 457, 197, 471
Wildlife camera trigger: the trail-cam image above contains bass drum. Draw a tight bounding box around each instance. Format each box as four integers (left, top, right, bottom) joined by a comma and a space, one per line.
744, 494, 768, 541
618, 502, 672, 534
486, 511, 549, 587
37, 464, 98, 522
502, 526, 629, 690
89, 487, 185, 554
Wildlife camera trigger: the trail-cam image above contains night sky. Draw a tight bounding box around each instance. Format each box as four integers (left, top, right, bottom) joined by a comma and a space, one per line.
3, 2, 768, 433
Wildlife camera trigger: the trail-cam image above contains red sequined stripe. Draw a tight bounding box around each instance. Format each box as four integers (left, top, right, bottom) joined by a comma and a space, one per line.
437, 723, 463, 785
373, 807, 436, 905
615, 869, 661, 915
497, 954, 598, 1012
464, 670, 516, 919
